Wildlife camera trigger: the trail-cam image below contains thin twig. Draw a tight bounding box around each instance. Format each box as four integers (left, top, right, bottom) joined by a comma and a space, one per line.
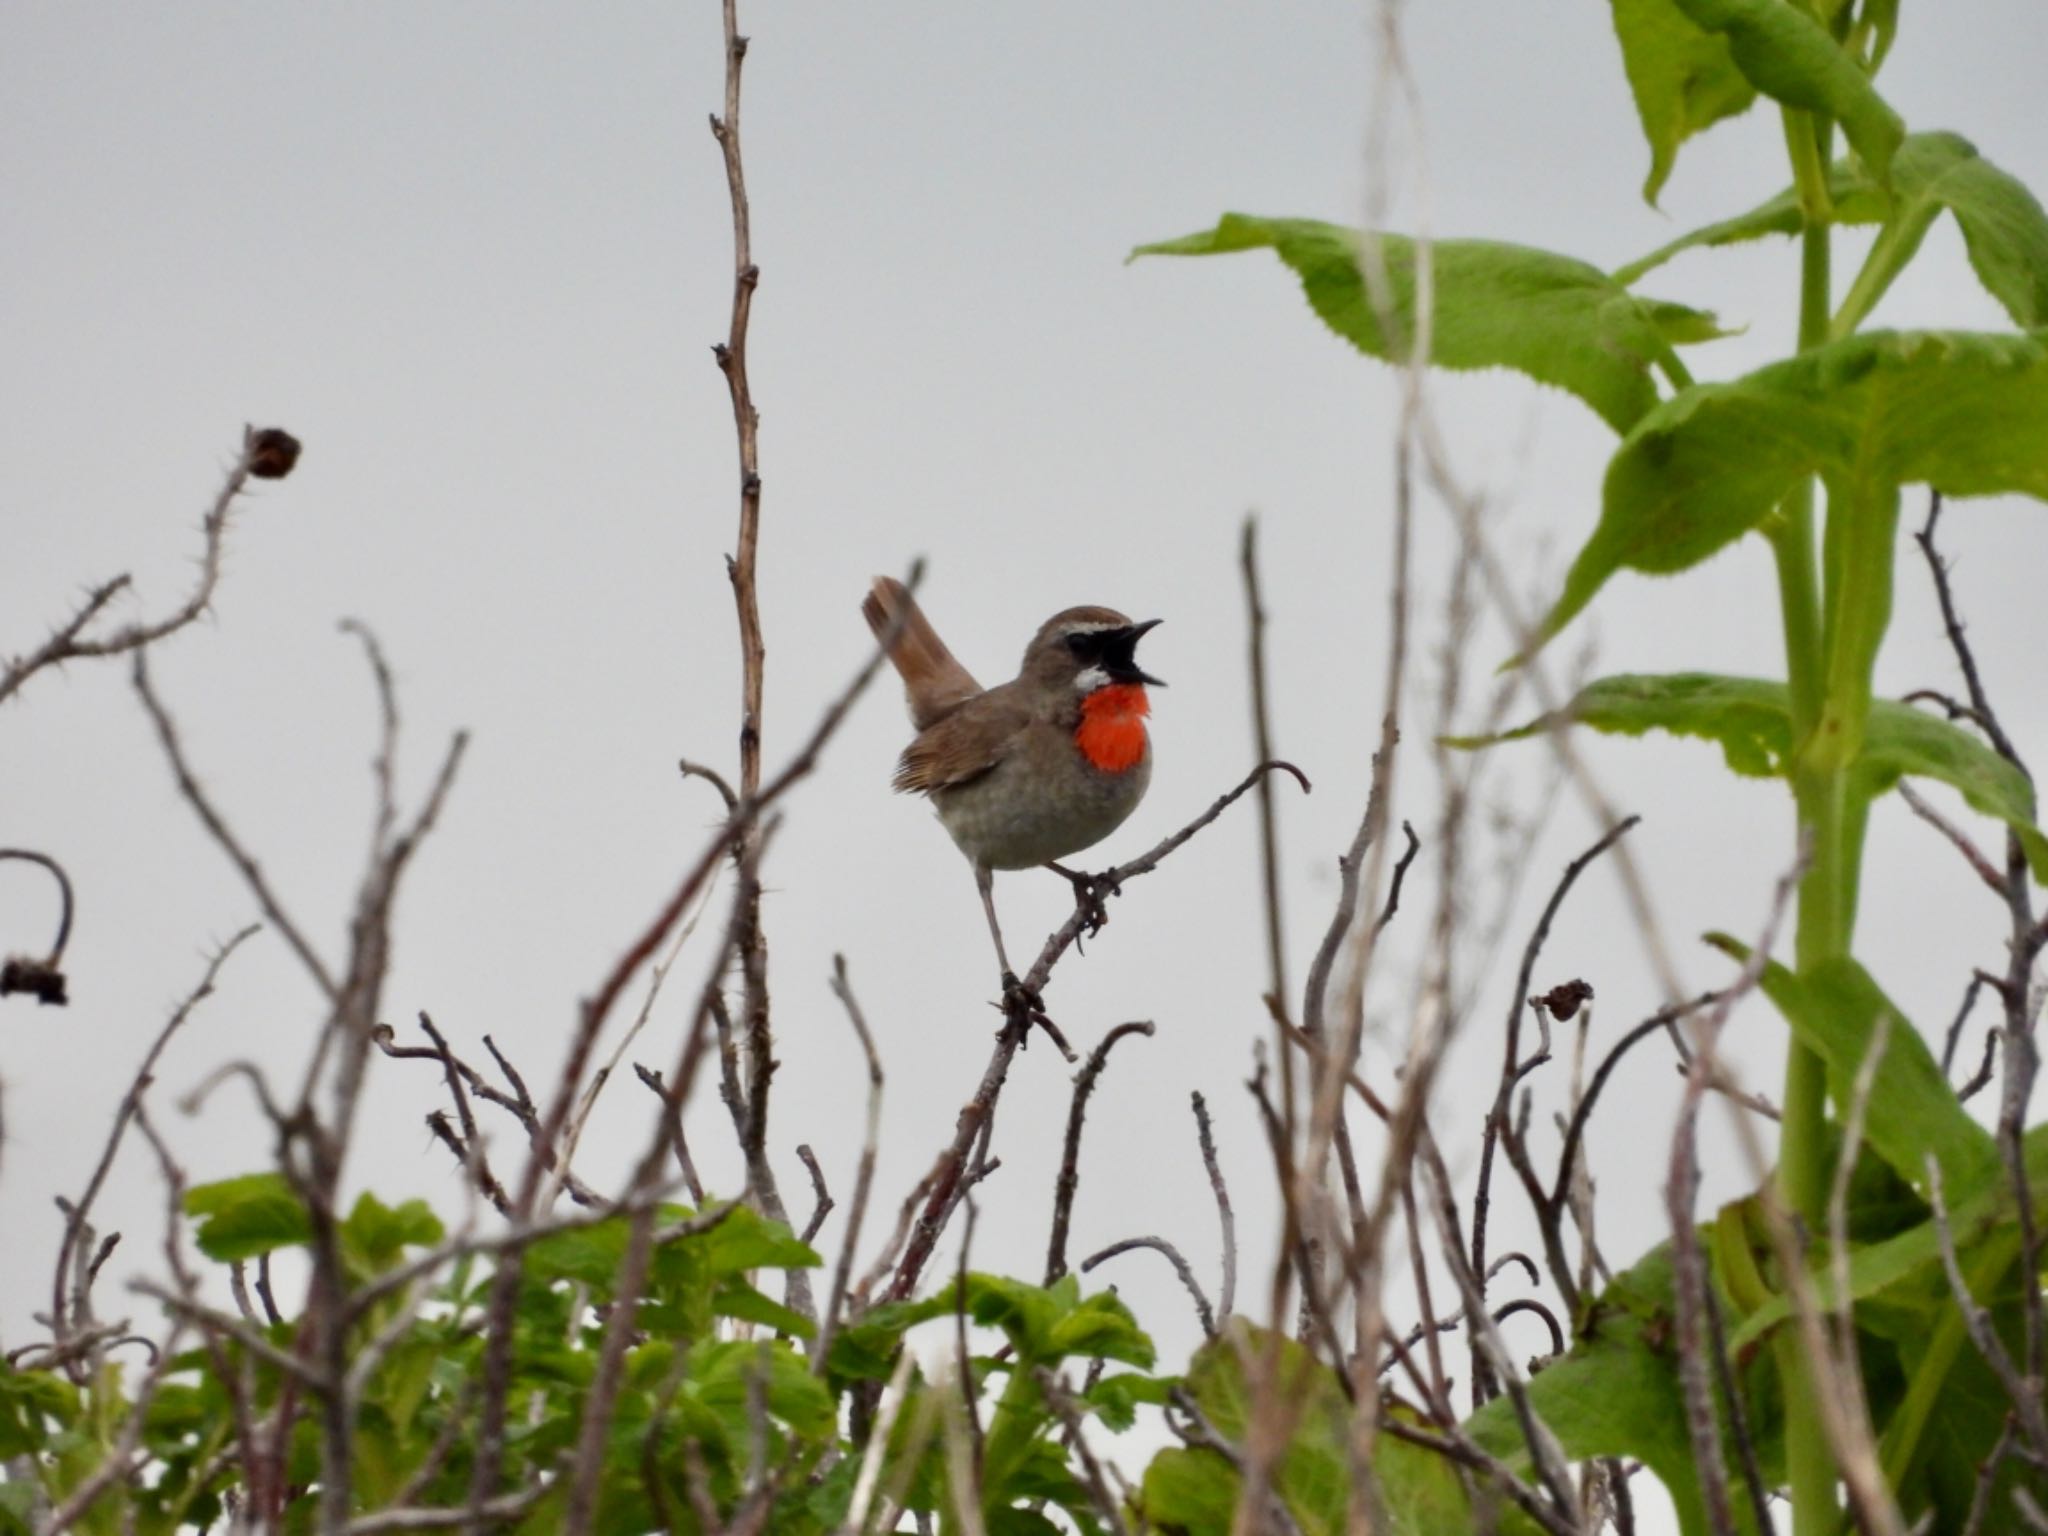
1191, 1091, 1238, 1325
132, 653, 340, 999
1472, 815, 1642, 1398
49, 926, 257, 1367
816, 955, 885, 1375
798, 1144, 834, 1244
1046, 1021, 1156, 1283
1, 426, 295, 708
1081, 1236, 1216, 1338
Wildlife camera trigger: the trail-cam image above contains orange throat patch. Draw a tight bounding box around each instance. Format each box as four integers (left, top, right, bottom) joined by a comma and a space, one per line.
1075, 684, 1150, 774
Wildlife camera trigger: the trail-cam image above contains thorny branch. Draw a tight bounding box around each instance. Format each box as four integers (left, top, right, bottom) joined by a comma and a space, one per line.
0, 425, 300, 711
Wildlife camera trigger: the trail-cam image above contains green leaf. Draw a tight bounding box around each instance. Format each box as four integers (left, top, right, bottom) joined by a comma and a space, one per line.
1467, 1245, 1717, 1536
1707, 946, 2000, 1200
1728, 1130, 2048, 1353
989, 1508, 1067, 1536
1141, 1446, 1241, 1536
1132, 214, 1722, 433
696, 1205, 821, 1277
342, 1192, 444, 1274
1617, 131, 2048, 326
1451, 673, 2048, 878
524, 1215, 631, 1288
1083, 1371, 1172, 1433
1136, 1323, 1476, 1536
0, 1365, 77, 1458
1614, 167, 1888, 285
1671, 0, 1904, 184
827, 1293, 955, 1381
1857, 0, 1900, 74
1606, 0, 1758, 203
712, 1278, 816, 1340
1530, 330, 2048, 657
1045, 1291, 1156, 1371
1869, 133, 2048, 329
694, 1340, 837, 1442
183, 1173, 313, 1263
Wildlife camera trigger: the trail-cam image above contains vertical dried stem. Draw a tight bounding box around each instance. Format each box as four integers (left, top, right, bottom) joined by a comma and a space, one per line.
1241, 515, 1294, 1125
706, 0, 805, 1323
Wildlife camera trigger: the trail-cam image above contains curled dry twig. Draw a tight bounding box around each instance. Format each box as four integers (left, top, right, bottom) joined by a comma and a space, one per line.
0, 848, 76, 1005
1082, 1235, 1216, 1338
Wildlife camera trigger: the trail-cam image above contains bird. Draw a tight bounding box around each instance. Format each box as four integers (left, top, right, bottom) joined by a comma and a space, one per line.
861, 575, 1164, 994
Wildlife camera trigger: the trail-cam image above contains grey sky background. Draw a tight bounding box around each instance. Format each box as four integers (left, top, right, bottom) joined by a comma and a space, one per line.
6, 2, 2047, 1520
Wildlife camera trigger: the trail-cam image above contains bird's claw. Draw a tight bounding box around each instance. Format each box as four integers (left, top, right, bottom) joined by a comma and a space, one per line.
1057, 867, 1122, 943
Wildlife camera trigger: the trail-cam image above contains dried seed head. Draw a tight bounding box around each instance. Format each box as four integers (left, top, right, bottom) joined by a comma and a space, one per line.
246, 426, 302, 480
1, 955, 68, 1006
1535, 979, 1593, 1022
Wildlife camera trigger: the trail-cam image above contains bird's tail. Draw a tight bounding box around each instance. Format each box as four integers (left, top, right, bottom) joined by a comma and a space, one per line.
862, 575, 982, 729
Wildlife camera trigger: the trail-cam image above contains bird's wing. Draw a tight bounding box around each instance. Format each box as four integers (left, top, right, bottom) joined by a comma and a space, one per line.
862, 575, 982, 730
892, 690, 1030, 796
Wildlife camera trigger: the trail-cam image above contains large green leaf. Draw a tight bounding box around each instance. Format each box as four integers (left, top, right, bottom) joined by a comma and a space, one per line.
1606, 0, 1757, 203
1530, 330, 2048, 655
184, 1172, 313, 1263
1132, 214, 1722, 432
1727, 1128, 2048, 1349
1705, 947, 2000, 1199
1854, 132, 2048, 329
1468, 1245, 1721, 1536
1448, 673, 2048, 878
1672, 0, 1904, 184
1606, 0, 1905, 205
1618, 133, 2048, 329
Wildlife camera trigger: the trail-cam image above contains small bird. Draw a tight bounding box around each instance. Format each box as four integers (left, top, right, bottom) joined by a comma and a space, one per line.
862, 576, 1164, 991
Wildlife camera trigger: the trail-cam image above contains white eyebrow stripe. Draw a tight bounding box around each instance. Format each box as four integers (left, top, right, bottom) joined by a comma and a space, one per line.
1072, 665, 1111, 693
1060, 622, 1122, 637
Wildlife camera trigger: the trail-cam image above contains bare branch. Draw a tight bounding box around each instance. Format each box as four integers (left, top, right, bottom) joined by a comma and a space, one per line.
798, 1143, 834, 1244
816, 954, 885, 1375
132, 650, 340, 999
1473, 814, 1641, 1399
50, 925, 257, 1367
1, 426, 298, 708
1898, 781, 2007, 896
1191, 1091, 1238, 1326
1046, 1020, 1156, 1283
1081, 1235, 1216, 1338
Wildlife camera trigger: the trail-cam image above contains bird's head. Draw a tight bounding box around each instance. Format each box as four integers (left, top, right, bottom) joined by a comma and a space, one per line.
1022, 607, 1166, 696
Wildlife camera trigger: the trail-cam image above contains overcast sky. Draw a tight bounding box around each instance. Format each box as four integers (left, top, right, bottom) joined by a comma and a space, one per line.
5, 3, 2046, 1523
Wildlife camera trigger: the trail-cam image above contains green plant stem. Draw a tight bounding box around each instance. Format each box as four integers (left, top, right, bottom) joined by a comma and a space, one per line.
1776, 100, 1851, 1536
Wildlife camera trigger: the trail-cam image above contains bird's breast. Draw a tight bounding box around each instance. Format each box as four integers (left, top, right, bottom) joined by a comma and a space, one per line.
1073, 684, 1150, 774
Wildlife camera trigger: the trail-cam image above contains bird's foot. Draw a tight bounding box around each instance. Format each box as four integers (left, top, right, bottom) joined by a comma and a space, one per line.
990, 973, 1075, 1060
1050, 864, 1123, 944
999, 969, 1043, 1017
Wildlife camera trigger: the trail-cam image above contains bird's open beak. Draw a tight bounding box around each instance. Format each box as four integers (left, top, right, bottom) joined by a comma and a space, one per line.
1114, 619, 1166, 687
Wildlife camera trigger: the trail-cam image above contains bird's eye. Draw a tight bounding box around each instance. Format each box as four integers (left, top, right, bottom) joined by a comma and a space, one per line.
1063, 632, 1094, 655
